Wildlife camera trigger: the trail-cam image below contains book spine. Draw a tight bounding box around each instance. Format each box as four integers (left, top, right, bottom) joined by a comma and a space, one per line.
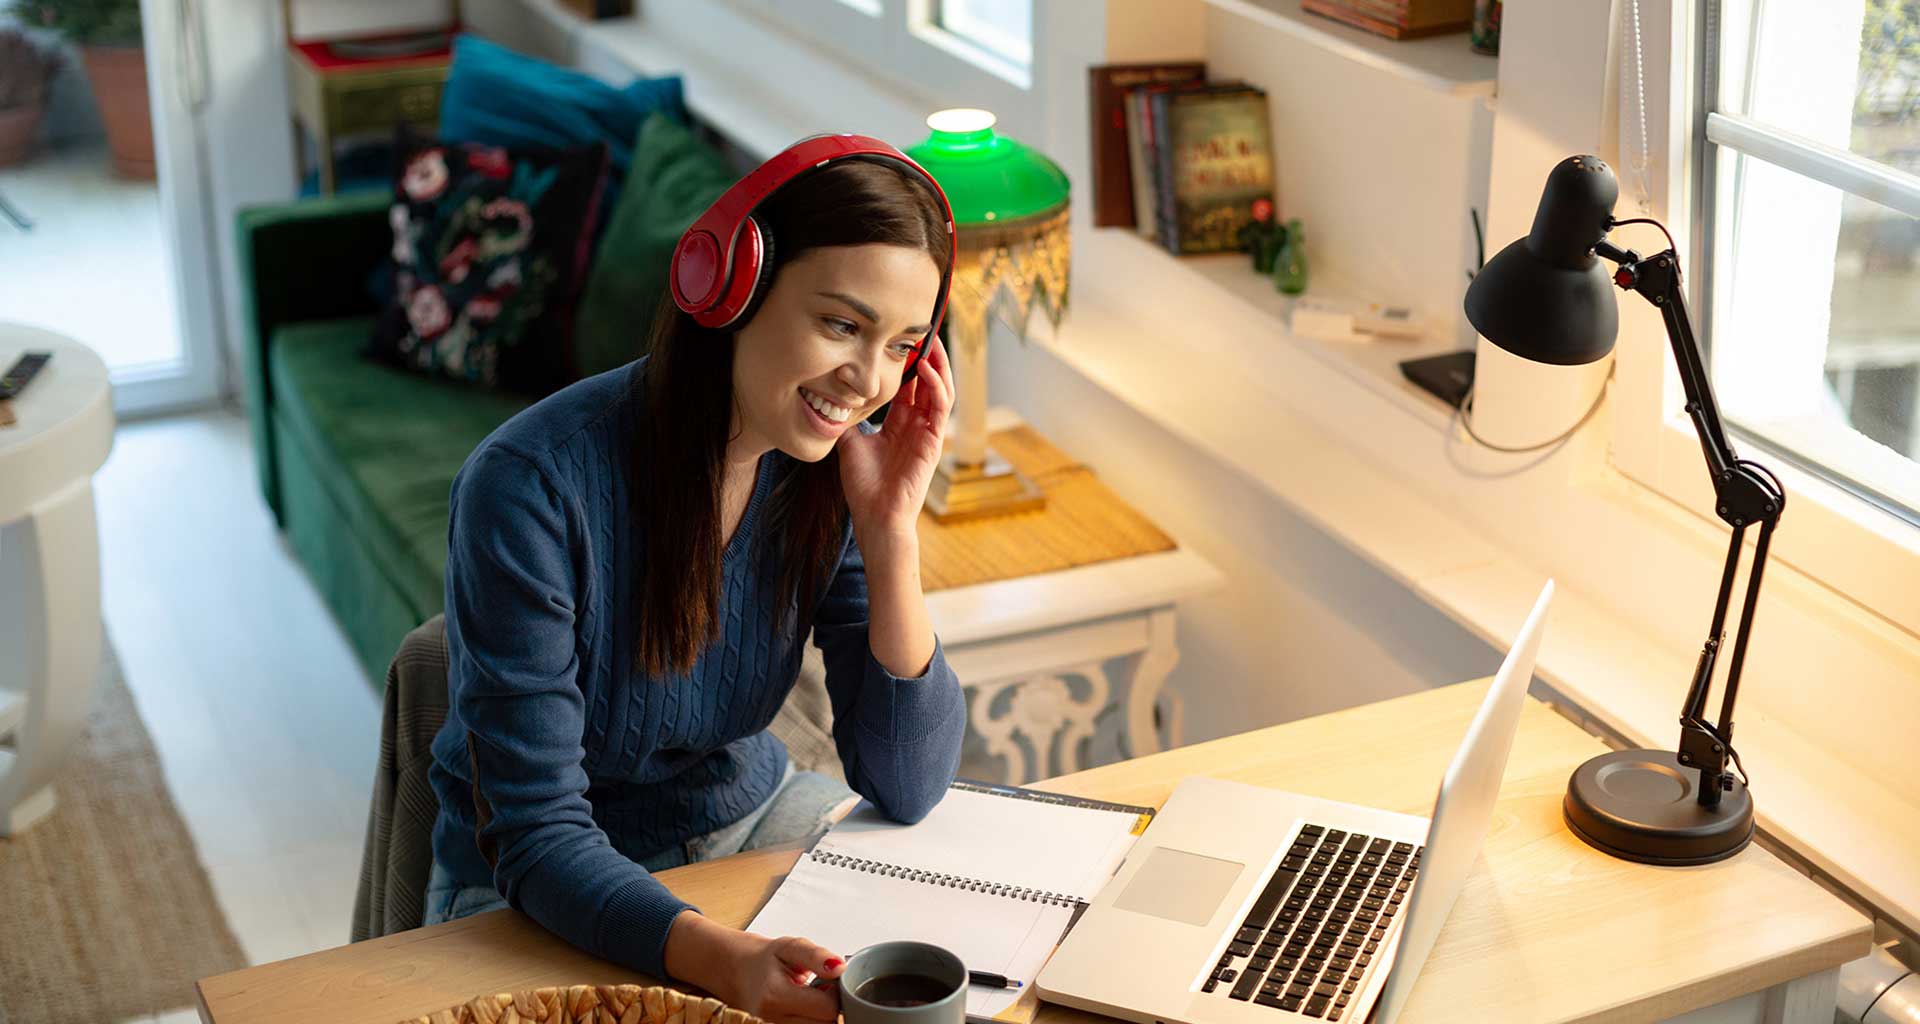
1300, 0, 1415, 38
1149, 90, 1180, 253
810, 850, 1082, 908
1130, 90, 1160, 241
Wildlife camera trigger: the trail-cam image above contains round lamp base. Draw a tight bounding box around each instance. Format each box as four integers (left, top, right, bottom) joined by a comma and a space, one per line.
1563, 749, 1753, 866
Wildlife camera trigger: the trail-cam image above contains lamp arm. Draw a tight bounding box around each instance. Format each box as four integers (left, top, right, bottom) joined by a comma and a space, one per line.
1594, 243, 1739, 488
1596, 240, 1785, 808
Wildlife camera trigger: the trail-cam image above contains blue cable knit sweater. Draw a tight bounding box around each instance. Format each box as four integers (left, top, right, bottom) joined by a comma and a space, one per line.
426, 356, 966, 982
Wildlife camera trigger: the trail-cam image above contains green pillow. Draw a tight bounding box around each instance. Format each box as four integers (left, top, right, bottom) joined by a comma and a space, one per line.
573, 113, 739, 380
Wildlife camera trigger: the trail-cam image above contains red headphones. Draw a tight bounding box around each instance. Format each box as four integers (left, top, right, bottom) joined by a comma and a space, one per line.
670, 132, 957, 377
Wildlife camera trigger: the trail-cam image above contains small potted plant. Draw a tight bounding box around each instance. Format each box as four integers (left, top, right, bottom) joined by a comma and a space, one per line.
7, 0, 150, 179
0, 29, 61, 166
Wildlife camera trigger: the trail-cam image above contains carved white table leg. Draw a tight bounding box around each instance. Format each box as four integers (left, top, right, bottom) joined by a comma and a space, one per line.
0, 476, 104, 835
967, 664, 1111, 783
1123, 607, 1181, 758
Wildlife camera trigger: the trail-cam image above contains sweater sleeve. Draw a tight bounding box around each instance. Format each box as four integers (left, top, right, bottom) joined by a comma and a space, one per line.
444, 444, 695, 980
812, 527, 967, 823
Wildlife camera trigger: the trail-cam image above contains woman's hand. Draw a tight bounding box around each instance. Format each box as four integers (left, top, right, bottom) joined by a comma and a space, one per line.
838, 333, 956, 546
664, 911, 846, 1024
712, 933, 847, 1024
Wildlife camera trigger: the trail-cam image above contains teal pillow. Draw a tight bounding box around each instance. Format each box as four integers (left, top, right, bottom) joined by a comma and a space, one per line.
573, 113, 740, 380
438, 34, 685, 188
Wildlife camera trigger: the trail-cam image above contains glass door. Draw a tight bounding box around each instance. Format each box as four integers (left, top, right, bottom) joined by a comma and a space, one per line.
0, 0, 226, 419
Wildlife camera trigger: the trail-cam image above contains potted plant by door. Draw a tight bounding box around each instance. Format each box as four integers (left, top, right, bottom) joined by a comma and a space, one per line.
8, 0, 150, 179
0, 30, 61, 166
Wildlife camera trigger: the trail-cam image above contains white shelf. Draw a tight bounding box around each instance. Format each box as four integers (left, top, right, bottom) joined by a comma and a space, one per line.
1204, 0, 1498, 97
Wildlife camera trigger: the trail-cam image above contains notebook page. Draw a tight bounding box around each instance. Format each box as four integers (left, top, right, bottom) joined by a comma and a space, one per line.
746, 853, 1071, 1022
820, 788, 1141, 901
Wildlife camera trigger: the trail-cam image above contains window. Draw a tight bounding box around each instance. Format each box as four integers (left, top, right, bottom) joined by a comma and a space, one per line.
1698, 0, 1920, 521
725, 0, 1035, 114
933, 0, 1033, 70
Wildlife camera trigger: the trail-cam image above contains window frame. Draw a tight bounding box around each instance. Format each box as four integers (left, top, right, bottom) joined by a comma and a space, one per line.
725, 0, 1035, 119
1609, 0, 1920, 637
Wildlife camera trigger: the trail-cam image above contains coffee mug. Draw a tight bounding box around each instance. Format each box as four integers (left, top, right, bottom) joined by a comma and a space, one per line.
812, 941, 967, 1024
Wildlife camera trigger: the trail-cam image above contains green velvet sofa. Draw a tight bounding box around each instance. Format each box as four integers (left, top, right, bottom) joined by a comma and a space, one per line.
236, 189, 535, 684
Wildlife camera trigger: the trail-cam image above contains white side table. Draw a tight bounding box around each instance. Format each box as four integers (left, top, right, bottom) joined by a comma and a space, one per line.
927, 409, 1226, 784
0, 324, 115, 834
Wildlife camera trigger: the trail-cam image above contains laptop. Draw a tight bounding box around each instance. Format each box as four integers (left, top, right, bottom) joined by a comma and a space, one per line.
1036, 581, 1555, 1024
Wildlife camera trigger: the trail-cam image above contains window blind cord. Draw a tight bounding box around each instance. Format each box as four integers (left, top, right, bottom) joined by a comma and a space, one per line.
1624, 0, 1654, 215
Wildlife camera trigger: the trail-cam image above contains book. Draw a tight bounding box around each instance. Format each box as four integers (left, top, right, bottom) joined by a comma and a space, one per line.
1088, 63, 1205, 228
1127, 79, 1212, 242
1148, 83, 1276, 255
746, 779, 1155, 1024
1336, 0, 1474, 28
1300, 0, 1472, 39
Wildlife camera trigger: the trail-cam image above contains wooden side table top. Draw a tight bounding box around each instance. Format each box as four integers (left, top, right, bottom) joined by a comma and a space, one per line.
918, 409, 1224, 648
196, 680, 1869, 1024
918, 418, 1175, 593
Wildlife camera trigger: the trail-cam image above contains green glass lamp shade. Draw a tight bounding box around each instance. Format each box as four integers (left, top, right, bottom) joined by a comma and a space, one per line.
1463, 155, 1621, 366
906, 108, 1069, 227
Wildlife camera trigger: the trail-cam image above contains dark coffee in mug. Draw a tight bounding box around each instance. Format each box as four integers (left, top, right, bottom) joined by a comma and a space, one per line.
852, 973, 955, 1008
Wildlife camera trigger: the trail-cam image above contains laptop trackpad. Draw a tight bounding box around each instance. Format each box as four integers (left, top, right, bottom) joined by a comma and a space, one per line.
1112, 847, 1244, 927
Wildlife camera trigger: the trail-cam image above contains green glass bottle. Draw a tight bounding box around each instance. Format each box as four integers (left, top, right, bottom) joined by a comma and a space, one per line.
1273, 218, 1308, 295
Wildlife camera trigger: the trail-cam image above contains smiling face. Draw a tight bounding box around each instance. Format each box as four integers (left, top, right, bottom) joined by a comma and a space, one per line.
729, 243, 943, 463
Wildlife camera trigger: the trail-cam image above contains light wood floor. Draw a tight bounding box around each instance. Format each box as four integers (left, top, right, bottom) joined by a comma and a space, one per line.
92, 406, 380, 1022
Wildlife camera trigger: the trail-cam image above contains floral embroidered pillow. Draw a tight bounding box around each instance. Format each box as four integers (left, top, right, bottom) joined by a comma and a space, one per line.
366, 130, 610, 395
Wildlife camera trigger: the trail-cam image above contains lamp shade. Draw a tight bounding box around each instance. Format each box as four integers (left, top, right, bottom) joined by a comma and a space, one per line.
1463, 155, 1621, 366
905, 108, 1069, 227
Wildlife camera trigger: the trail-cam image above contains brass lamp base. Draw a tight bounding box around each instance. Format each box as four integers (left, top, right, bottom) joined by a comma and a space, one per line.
925, 450, 1046, 523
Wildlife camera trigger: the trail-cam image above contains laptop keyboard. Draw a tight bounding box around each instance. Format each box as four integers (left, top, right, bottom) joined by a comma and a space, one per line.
1201, 823, 1423, 1019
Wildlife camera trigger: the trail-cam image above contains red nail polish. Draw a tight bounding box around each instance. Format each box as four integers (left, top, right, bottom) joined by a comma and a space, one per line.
826, 958, 844, 970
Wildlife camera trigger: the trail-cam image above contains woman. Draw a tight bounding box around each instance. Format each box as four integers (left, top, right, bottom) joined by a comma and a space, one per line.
422, 138, 966, 1024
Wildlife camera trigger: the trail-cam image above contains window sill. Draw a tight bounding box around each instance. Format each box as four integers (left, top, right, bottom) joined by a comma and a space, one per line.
1030, 226, 1920, 941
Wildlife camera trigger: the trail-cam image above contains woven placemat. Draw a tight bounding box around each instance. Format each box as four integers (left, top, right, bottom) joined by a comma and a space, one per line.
918, 424, 1176, 592
400, 984, 766, 1024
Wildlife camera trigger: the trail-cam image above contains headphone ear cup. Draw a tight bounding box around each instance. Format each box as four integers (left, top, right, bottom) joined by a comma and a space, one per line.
735, 214, 778, 327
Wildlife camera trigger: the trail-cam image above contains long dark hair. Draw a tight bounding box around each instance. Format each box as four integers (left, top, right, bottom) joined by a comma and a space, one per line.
631, 157, 951, 678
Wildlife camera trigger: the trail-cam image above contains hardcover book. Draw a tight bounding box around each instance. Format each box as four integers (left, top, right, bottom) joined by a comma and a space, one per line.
1148, 83, 1276, 255
1127, 78, 1212, 242
1087, 62, 1205, 228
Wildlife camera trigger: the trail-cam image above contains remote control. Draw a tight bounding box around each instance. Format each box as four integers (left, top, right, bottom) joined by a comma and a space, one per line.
0, 350, 52, 401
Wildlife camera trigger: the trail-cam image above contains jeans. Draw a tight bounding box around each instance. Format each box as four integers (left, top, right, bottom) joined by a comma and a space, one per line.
421, 759, 857, 926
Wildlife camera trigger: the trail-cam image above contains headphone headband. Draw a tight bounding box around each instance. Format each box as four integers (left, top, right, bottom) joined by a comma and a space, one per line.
670, 133, 957, 370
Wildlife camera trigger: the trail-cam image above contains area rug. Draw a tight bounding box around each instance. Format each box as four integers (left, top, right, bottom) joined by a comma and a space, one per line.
0, 631, 248, 1024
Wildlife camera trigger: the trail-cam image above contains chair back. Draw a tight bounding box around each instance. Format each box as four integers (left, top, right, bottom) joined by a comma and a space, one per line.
351, 614, 450, 941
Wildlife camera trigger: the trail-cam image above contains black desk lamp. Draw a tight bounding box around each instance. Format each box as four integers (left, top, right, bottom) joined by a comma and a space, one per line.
1463, 155, 1784, 866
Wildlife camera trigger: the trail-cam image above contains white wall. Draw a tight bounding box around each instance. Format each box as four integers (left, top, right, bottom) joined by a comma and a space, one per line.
988, 322, 1498, 744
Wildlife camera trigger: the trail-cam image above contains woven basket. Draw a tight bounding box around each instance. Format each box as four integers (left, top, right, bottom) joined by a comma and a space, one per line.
398, 983, 768, 1024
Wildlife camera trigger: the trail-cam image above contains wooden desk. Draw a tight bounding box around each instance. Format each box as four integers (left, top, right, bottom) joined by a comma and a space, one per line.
197, 680, 1870, 1024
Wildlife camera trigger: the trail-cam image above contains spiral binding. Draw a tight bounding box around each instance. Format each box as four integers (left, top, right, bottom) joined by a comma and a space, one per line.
810, 849, 1078, 907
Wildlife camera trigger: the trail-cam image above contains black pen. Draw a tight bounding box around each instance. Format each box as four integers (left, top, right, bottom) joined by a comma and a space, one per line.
968, 971, 1021, 989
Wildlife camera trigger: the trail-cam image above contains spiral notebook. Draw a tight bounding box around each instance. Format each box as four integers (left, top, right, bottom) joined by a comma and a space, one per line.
746, 779, 1156, 1024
